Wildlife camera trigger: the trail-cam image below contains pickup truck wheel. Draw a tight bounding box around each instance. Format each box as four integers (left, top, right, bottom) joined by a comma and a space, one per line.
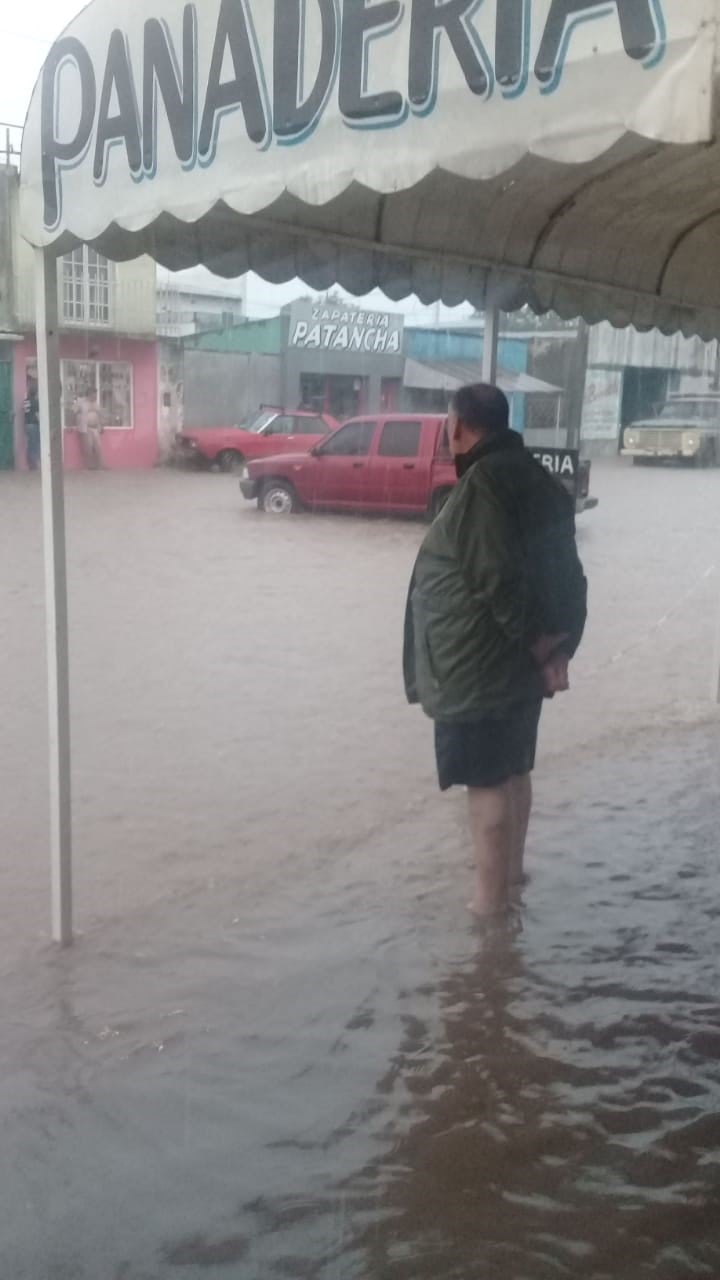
217, 449, 245, 474
259, 481, 299, 515
429, 488, 452, 520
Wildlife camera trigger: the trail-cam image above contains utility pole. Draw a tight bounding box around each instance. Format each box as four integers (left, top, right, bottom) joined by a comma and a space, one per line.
482, 300, 500, 385
560, 318, 590, 450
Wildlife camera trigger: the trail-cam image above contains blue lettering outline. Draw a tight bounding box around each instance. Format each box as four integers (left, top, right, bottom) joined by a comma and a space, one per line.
343, 0, 408, 132
410, 0, 494, 120
540, 0, 667, 96
144, 7, 199, 180
299, 0, 308, 104
93, 33, 143, 191
643, 0, 667, 69
49, 53, 97, 232
198, 0, 272, 168
278, 0, 342, 147
501, 0, 531, 99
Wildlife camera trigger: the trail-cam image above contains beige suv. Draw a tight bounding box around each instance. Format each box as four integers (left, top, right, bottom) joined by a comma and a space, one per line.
622, 394, 720, 466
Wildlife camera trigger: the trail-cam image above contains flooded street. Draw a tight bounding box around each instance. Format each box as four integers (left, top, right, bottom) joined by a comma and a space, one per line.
1, 461, 720, 1278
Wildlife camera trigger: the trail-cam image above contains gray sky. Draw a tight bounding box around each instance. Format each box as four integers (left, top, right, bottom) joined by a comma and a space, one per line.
1, 7, 474, 325
0, 8, 76, 127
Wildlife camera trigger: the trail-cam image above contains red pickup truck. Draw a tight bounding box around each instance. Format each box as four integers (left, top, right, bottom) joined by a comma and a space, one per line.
240, 415, 455, 516
239, 415, 596, 517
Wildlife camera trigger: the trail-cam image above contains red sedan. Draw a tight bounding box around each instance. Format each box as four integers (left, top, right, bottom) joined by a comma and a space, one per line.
176, 408, 339, 473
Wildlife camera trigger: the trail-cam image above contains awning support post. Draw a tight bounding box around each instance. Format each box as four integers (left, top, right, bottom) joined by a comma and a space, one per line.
563, 319, 590, 451
482, 301, 500, 385
713, 582, 720, 704
35, 247, 73, 946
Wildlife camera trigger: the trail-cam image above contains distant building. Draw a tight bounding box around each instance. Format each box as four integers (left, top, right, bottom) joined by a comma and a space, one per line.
402, 326, 558, 432
1, 163, 160, 471
156, 271, 246, 338
583, 323, 718, 454
178, 305, 558, 431
519, 320, 719, 454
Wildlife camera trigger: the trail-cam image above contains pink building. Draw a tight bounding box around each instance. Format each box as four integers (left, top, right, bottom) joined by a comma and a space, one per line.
15, 332, 159, 470
8, 175, 160, 470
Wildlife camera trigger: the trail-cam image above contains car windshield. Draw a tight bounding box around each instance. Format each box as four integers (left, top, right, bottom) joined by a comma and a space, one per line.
657, 400, 720, 422
245, 410, 277, 433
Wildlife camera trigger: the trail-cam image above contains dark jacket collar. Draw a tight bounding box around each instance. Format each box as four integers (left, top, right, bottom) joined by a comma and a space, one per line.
454, 428, 525, 479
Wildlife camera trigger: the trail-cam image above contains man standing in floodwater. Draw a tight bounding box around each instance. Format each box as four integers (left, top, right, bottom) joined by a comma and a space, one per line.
77, 388, 104, 470
404, 384, 587, 917
23, 377, 40, 471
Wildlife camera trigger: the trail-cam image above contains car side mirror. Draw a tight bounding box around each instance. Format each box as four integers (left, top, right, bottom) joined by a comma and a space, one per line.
310, 445, 323, 458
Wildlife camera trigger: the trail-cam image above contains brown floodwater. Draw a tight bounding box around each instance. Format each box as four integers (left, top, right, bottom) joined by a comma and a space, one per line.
0, 463, 719, 1278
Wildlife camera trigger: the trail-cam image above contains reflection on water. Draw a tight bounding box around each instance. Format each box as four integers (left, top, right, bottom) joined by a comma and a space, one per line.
239, 922, 720, 1279
346, 930, 720, 1280
230, 733, 720, 1280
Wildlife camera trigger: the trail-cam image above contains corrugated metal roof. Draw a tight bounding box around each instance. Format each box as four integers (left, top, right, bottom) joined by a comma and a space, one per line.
403, 358, 561, 396
588, 321, 717, 371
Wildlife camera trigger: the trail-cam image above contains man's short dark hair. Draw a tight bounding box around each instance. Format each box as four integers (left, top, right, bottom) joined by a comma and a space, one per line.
451, 383, 509, 436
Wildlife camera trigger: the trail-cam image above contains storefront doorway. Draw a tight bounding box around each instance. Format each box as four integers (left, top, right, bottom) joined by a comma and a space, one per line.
621, 367, 669, 430
300, 374, 366, 420
380, 378, 402, 411
0, 361, 13, 470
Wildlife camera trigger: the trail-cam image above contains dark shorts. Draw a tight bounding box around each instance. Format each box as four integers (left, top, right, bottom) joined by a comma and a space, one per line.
434, 701, 543, 791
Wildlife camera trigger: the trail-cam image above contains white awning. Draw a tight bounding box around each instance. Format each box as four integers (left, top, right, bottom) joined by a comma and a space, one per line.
403, 357, 561, 396
20, 0, 720, 338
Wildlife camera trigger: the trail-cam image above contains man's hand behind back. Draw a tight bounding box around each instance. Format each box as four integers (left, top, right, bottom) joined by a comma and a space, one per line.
542, 651, 570, 697
530, 633, 568, 667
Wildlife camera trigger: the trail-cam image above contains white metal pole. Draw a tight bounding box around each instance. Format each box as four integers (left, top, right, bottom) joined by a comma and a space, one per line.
712, 564, 720, 704
482, 300, 500, 385
35, 246, 73, 946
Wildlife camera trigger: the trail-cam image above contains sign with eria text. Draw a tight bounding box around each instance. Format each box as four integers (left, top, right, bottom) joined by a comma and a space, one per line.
289, 302, 403, 357
531, 447, 578, 479
20, 0, 714, 249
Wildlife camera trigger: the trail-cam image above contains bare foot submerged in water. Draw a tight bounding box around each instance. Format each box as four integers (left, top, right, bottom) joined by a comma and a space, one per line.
467, 900, 507, 921
466, 873, 530, 921
465, 901, 525, 948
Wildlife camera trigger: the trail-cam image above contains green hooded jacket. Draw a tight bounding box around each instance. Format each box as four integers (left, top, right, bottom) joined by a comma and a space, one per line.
403, 431, 587, 721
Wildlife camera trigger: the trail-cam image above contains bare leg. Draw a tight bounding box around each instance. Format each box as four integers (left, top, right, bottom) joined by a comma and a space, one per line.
509, 773, 533, 887
90, 430, 103, 469
467, 782, 514, 917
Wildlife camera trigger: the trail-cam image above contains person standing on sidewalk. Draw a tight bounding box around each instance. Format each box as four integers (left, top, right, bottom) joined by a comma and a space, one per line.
77, 387, 103, 470
404, 384, 587, 918
23, 378, 41, 471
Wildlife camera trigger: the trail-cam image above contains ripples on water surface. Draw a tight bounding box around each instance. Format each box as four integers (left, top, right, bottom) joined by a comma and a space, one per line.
2, 472, 720, 1278
224, 731, 720, 1280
